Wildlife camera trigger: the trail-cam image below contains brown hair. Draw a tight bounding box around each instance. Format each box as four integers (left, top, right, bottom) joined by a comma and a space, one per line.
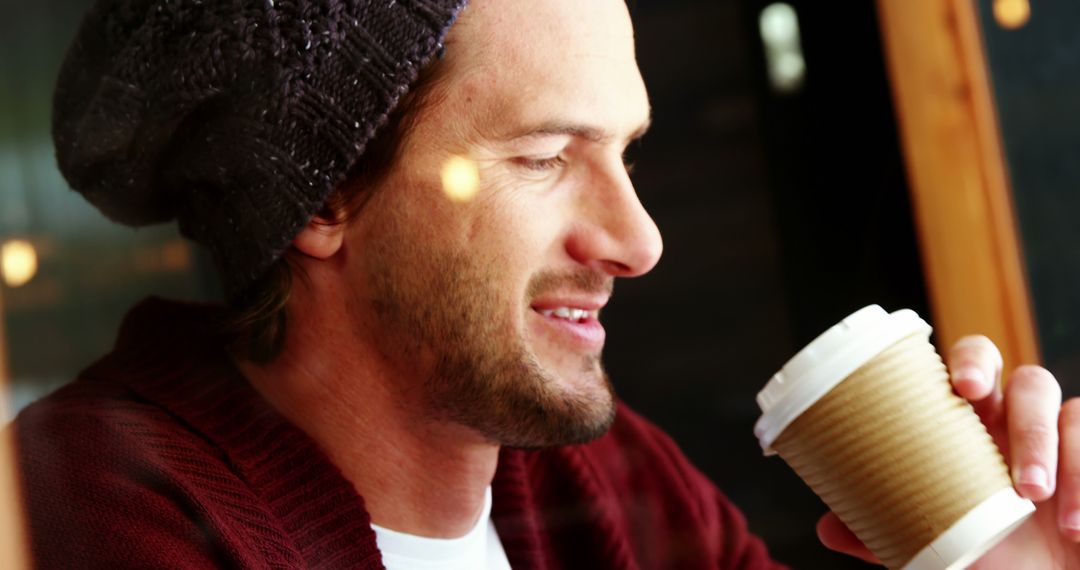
222, 57, 449, 363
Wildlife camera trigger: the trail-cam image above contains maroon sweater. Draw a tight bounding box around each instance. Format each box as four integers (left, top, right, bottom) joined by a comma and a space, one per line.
15, 299, 781, 569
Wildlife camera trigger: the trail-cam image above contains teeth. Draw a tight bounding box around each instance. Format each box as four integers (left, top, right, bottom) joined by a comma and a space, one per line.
541, 307, 596, 321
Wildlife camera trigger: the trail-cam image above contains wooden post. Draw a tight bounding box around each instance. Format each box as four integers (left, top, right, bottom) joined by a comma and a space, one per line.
0, 284, 7, 398
877, 0, 1039, 372
0, 286, 30, 569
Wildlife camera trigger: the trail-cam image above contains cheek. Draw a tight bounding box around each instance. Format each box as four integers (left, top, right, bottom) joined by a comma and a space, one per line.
467, 190, 567, 281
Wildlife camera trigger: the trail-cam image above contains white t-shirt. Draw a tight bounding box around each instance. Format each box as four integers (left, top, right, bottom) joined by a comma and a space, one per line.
371, 487, 512, 570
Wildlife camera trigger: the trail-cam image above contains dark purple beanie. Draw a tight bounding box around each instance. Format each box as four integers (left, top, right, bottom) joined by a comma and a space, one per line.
53, 0, 468, 299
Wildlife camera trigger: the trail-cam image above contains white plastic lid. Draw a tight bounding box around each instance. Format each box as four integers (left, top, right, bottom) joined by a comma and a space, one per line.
754, 305, 931, 455
902, 486, 1035, 570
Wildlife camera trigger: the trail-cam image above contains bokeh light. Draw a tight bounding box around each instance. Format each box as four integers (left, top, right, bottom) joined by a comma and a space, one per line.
993, 0, 1031, 30
1, 240, 39, 288
441, 156, 480, 202
759, 3, 806, 94
760, 3, 798, 45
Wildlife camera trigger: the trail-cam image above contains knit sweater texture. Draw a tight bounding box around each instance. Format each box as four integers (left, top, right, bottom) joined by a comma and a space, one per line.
14, 298, 782, 569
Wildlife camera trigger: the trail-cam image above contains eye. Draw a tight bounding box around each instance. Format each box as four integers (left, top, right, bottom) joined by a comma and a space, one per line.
515, 155, 567, 172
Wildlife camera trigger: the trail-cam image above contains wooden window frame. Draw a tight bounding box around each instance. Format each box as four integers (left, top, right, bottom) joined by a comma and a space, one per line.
877, 0, 1039, 372
1, 288, 29, 569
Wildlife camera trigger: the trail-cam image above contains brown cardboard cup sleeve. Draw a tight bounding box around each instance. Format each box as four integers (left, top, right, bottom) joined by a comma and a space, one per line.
754, 305, 1035, 570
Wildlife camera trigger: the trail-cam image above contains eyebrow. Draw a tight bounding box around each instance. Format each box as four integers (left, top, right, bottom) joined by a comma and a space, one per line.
498, 115, 653, 146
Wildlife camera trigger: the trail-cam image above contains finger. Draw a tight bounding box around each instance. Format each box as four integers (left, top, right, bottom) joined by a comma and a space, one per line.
1006, 365, 1062, 501
947, 335, 1003, 415
816, 512, 879, 564
1057, 398, 1080, 541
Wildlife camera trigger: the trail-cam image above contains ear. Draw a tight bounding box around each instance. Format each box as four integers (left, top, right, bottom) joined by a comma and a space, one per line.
292, 214, 346, 260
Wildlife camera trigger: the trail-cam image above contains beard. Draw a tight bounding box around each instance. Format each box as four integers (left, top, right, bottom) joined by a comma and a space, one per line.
362, 230, 617, 448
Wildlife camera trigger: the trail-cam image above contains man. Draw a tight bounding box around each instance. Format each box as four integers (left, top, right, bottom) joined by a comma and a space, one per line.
14, 0, 1080, 568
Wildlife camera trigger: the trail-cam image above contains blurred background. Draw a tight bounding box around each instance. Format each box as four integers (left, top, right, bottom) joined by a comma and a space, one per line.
1, 0, 1078, 567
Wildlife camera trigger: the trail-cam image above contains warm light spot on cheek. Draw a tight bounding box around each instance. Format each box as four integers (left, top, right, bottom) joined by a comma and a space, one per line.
994, 0, 1031, 29
441, 156, 481, 202
1, 239, 38, 288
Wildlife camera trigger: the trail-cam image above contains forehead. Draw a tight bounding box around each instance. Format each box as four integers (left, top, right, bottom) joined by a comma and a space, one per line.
421, 0, 650, 143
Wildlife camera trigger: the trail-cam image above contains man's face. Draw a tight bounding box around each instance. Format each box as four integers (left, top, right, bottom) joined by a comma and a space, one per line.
343, 0, 661, 448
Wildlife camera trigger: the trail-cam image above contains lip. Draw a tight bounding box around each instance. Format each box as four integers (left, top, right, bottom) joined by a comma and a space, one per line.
529, 295, 609, 350
529, 295, 610, 312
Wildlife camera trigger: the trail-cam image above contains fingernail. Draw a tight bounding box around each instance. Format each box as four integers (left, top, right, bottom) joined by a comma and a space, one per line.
1062, 511, 1080, 532
952, 365, 987, 389
1015, 465, 1049, 492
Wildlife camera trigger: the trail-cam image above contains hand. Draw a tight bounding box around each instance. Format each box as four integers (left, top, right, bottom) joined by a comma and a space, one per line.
816, 335, 1080, 568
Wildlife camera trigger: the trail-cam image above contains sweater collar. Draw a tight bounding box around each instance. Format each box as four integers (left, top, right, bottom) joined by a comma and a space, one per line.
104, 297, 548, 569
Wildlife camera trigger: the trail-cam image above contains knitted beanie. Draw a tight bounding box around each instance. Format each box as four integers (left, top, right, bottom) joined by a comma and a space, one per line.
53, 0, 468, 298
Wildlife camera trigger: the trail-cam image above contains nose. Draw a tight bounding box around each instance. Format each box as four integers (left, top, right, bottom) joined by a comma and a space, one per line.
564, 157, 664, 277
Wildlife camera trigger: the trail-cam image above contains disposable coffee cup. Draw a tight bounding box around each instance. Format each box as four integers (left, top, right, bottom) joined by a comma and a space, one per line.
755, 305, 1035, 570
